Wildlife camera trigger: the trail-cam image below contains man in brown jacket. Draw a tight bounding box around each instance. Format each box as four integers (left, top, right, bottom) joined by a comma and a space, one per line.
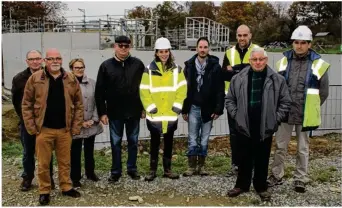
22, 48, 84, 205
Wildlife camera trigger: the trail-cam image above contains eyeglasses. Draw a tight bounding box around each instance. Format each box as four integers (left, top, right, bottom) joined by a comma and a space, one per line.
250, 57, 267, 62
73, 66, 85, 70
118, 44, 130, 49
27, 57, 42, 62
45, 57, 62, 62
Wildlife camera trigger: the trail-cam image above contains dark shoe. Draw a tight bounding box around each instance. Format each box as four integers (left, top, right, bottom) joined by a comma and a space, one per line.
198, 156, 209, 176
87, 174, 100, 182
145, 171, 157, 182
108, 174, 121, 183
20, 178, 33, 192
258, 191, 271, 201
267, 175, 283, 187
294, 181, 306, 193
227, 188, 246, 197
225, 165, 238, 177
39, 194, 50, 206
72, 181, 82, 188
163, 170, 179, 179
183, 156, 197, 177
51, 178, 55, 190
62, 188, 81, 198
127, 171, 141, 180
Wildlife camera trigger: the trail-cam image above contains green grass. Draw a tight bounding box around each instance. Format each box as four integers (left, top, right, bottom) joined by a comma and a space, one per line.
311, 166, 338, 183
2, 140, 231, 176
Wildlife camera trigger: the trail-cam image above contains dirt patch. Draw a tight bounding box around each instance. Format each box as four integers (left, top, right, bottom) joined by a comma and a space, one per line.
2, 104, 20, 142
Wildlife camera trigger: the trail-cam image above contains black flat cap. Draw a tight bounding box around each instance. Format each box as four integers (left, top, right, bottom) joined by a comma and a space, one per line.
115, 35, 131, 44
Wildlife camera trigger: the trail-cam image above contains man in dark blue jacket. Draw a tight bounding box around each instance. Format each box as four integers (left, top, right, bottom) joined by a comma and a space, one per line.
182, 37, 225, 177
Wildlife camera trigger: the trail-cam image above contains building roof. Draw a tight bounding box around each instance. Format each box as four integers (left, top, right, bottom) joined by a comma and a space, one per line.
315, 32, 331, 37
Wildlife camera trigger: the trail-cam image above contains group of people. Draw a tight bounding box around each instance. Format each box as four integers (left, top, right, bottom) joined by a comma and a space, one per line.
11, 24, 329, 205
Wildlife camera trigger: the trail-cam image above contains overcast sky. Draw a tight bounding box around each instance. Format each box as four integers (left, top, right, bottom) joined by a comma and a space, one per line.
64, 1, 166, 21
63, 1, 222, 22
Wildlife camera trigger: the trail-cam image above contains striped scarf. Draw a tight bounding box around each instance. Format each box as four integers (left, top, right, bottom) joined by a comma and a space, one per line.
195, 57, 207, 92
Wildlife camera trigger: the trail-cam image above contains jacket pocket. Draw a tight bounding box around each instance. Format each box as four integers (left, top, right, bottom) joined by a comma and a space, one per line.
265, 107, 277, 133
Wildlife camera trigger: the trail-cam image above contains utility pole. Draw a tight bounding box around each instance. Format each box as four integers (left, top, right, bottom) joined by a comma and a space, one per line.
9, 7, 13, 33
78, 8, 86, 32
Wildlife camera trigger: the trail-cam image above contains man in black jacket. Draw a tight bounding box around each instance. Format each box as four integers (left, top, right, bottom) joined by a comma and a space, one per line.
95, 36, 145, 182
225, 48, 291, 201
182, 37, 225, 177
11, 50, 54, 192
222, 25, 259, 176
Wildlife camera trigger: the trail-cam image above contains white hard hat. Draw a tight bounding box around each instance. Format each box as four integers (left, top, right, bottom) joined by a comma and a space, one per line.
154, 37, 172, 50
291, 25, 313, 41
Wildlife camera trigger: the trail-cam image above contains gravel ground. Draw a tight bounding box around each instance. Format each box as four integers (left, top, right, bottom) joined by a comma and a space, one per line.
2, 155, 341, 206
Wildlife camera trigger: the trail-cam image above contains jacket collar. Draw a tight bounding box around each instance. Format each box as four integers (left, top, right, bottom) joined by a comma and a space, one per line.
80, 74, 89, 84
40, 67, 68, 80
148, 60, 177, 72
283, 48, 321, 61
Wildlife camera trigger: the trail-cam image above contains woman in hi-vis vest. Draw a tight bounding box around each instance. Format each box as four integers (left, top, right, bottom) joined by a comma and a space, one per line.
139, 37, 187, 181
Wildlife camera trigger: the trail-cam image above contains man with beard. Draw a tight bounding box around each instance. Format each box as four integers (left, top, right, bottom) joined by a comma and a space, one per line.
182, 37, 225, 176
22, 48, 84, 205
11, 50, 55, 191
221, 24, 260, 176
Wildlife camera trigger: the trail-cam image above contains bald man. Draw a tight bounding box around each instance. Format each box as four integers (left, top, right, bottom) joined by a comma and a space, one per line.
22, 48, 84, 205
222, 25, 260, 177
12, 50, 55, 192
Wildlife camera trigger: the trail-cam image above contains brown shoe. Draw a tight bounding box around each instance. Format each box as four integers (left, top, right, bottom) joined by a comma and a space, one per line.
163, 170, 179, 179
227, 188, 246, 197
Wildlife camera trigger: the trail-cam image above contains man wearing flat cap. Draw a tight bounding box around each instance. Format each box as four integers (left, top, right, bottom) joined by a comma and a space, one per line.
95, 35, 145, 182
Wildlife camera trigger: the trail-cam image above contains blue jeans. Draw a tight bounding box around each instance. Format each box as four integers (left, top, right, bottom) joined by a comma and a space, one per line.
187, 105, 213, 156
109, 118, 140, 175
20, 123, 53, 179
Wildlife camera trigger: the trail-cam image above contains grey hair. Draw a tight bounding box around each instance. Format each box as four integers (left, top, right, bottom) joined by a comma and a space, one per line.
250, 47, 267, 57
26, 50, 42, 59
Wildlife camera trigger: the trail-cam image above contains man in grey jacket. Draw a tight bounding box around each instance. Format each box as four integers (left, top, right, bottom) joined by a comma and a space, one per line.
226, 48, 291, 201
267, 26, 330, 193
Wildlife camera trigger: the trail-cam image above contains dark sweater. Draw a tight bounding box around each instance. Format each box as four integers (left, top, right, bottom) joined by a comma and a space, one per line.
43, 70, 66, 129
248, 68, 267, 136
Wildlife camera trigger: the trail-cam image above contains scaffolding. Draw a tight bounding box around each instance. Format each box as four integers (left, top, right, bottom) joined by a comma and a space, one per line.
98, 18, 159, 50
185, 17, 230, 51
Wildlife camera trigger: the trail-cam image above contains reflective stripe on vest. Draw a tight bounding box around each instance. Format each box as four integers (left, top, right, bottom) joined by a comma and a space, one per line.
224, 44, 259, 94
303, 88, 321, 128
276, 57, 330, 130
148, 66, 179, 93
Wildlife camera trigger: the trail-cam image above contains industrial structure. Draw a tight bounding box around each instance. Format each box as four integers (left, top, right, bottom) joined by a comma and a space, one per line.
2, 15, 229, 51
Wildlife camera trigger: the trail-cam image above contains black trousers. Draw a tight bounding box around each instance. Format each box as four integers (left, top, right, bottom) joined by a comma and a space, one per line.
70, 136, 96, 182
227, 111, 238, 167
149, 130, 174, 171
234, 132, 273, 193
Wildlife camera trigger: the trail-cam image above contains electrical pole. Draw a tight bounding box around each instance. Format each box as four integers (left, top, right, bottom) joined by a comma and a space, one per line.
10, 7, 12, 33
78, 8, 86, 32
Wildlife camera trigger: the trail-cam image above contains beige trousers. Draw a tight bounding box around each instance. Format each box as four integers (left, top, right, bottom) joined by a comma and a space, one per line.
271, 123, 310, 183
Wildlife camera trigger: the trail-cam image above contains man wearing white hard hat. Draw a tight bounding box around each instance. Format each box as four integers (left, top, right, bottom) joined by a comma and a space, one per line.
267, 25, 330, 193
140, 37, 187, 181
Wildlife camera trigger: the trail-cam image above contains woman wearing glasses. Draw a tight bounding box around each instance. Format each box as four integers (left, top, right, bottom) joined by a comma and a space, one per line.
140, 37, 187, 181
69, 58, 103, 188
